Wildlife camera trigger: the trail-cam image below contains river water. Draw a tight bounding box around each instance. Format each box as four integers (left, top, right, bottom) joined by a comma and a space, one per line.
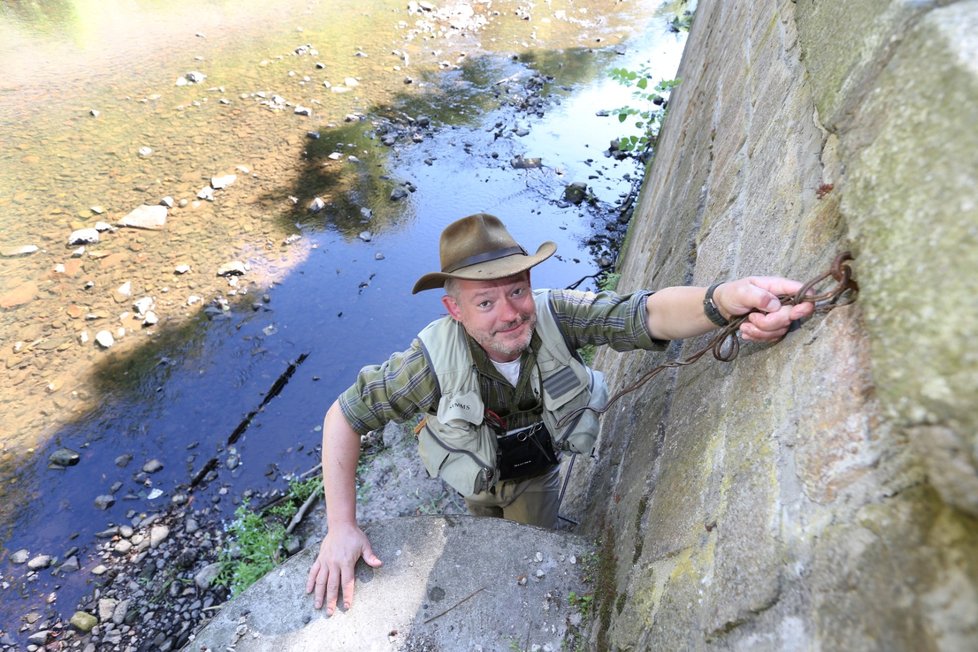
0, 0, 687, 635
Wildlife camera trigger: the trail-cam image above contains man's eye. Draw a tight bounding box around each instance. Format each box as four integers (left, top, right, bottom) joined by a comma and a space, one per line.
478, 301, 492, 309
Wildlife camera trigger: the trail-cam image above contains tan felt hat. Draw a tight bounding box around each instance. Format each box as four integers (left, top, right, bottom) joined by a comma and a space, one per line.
412, 213, 556, 294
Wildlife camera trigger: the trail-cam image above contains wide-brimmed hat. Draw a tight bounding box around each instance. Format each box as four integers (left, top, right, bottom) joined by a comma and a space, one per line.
412, 213, 556, 294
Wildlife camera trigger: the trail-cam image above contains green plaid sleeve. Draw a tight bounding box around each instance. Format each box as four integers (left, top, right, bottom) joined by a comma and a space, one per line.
338, 337, 439, 436
548, 288, 668, 352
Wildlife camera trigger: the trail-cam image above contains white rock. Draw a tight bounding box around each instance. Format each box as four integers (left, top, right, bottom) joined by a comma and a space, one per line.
210, 174, 237, 189
142, 311, 158, 326
97, 598, 118, 622
1, 245, 39, 257
328, 152, 343, 160
27, 555, 53, 570
197, 186, 215, 201
344, 77, 360, 87
133, 297, 155, 316
308, 197, 326, 213
95, 331, 115, 349
187, 295, 202, 306
149, 525, 170, 548
116, 281, 132, 299
118, 204, 167, 230
137, 146, 153, 158
113, 539, 133, 554
94, 221, 115, 232
294, 106, 312, 116
174, 264, 191, 274
68, 228, 100, 246
79, 330, 89, 345
10, 549, 30, 564
160, 196, 175, 208
217, 261, 247, 277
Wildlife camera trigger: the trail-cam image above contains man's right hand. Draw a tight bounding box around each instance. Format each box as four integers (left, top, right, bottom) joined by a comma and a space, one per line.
305, 522, 383, 615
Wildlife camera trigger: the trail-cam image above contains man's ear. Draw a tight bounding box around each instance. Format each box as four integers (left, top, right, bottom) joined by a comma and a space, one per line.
442, 295, 463, 321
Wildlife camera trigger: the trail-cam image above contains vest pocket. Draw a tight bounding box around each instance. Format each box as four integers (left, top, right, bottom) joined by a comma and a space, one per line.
417, 423, 497, 497
553, 368, 608, 455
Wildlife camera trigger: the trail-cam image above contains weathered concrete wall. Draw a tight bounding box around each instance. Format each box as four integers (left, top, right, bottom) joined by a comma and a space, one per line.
565, 1, 978, 649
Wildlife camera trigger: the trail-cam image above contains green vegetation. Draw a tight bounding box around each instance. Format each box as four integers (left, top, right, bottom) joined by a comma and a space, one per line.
216, 475, 322, 595
669, 9, 695, 33
608, 66, 681, 157
568, 590, 595, 617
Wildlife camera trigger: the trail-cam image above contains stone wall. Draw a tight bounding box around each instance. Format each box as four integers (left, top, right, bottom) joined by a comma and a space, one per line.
566, 1, 978, 649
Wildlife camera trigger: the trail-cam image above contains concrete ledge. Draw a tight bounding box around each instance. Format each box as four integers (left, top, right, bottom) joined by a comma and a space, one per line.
184, 516, 594, 652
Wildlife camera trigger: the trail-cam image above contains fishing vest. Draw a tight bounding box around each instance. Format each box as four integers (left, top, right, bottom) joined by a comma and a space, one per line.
416, 290, 608, 497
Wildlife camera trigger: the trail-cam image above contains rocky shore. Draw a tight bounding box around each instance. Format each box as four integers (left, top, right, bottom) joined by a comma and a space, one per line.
2, 420, 466, 652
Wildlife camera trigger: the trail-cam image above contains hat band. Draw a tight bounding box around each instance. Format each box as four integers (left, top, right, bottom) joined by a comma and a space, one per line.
443, 245, 527, 273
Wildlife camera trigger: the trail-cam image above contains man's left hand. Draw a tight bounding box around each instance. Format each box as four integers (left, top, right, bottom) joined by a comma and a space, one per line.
713, 277, 815, 342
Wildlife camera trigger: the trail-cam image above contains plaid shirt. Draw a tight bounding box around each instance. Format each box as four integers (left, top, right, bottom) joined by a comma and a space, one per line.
339, 288, 663, 435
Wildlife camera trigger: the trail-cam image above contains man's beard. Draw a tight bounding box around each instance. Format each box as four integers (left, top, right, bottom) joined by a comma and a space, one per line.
483, 312, 536, 360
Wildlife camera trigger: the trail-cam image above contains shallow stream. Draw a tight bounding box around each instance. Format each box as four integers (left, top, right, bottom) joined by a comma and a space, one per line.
0, 0, 687, 634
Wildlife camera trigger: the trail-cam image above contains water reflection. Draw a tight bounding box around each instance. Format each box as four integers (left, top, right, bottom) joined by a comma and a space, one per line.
0, 0, 687, 635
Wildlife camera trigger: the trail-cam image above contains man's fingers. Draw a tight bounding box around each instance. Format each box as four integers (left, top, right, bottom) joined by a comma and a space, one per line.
362, 544, 383, 568
325, 565, 341, 616
305, 559, 321, 595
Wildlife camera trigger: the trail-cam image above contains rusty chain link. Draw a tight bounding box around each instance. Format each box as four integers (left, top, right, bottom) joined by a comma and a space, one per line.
556, 252, 859, 429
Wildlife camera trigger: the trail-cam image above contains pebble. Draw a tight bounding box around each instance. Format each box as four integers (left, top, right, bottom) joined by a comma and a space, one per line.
210, 174, 237, 189
118, 204, 167, 230
49, 448, 81, 467
194, 562, 222, 590
149, 525, 170, 548
217, 261, 247, 277
94, 494, 115, 509
68, 228, 100, 246
137, 146, 153, 158
308, 197, 326, 213
1, 244, 39, 257
11, 549, 30, 564
174, 264, 191, 275
27, 555, 53, 570
69, 611, 98, 633
294, 106, 312, 116
94, 331, 115, 349
143, 459, 164, 473
60, 556, 80, 573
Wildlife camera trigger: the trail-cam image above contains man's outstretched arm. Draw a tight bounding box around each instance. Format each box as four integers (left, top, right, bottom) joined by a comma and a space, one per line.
645, 276, 815, 342
305, 400, 383, 615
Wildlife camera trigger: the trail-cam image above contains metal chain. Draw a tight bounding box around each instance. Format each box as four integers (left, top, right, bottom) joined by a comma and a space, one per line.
556, 252, 859, 428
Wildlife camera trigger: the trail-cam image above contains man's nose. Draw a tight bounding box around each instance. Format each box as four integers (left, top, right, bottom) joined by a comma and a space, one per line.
499, 296, 520, 321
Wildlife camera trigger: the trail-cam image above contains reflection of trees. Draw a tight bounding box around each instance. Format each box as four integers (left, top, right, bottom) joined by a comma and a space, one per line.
1, 0, 77, 33
281, 47, 617, 241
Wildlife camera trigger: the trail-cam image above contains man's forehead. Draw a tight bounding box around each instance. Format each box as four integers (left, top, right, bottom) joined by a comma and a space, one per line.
457, 273, 530, 295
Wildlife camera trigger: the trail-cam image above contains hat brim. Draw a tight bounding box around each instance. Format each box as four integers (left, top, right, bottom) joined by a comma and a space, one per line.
412, 241, 556, 294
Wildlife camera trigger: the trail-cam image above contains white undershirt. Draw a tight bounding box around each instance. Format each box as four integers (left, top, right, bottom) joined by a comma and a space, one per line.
491, 358, 522, 386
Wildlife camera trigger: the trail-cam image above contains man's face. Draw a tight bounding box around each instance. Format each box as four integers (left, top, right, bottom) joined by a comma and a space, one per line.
442, 272, 536, 363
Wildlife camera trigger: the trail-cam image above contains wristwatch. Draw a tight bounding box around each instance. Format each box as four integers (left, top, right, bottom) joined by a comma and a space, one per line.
704, 283, 730, 327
